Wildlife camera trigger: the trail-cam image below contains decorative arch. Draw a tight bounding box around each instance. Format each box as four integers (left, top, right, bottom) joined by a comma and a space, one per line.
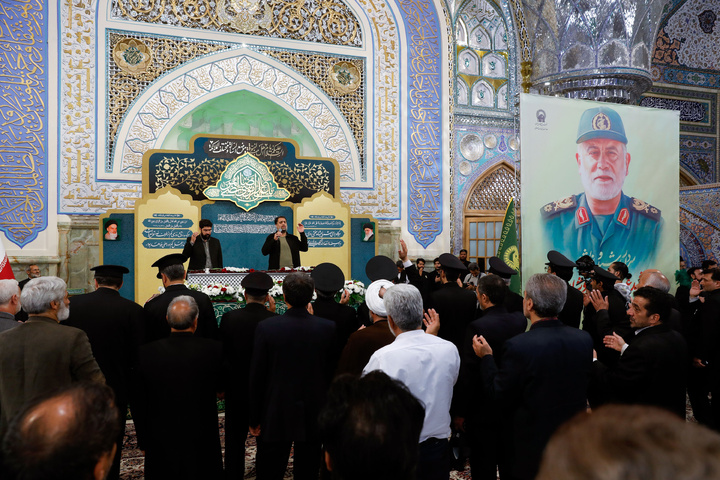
462, 161, 519, 266
464, 161, 518, 212
114, 48, 361, 183
680, 168, 699, 187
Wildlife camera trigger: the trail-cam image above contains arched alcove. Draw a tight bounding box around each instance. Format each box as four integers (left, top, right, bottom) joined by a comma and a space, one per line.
462, 162, 519, 267
161, 90, 321, 157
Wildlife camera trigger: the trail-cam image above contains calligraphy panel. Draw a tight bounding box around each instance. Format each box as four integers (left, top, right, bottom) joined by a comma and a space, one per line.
0, 1, 48, 246
146, 136, 338, 203
396, 0, 444, 247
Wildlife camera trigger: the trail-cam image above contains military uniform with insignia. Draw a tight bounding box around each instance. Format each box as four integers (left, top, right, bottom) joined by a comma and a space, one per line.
541, 106, 663, 270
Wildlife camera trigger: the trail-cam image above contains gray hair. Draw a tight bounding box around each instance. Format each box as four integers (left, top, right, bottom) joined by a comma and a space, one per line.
162, 264, 185, 281
643, 272, 670, 293
20, 277, 67, 315
383, 284, 423, 332
0, 279, 19, 305
525, 273, 567, 318
166, 295, 198, 330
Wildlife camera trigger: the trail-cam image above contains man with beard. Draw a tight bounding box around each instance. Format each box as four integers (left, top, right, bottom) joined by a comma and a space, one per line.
182, 219, 223, 271
0, 277, 105, 433
541, 106, 662, 271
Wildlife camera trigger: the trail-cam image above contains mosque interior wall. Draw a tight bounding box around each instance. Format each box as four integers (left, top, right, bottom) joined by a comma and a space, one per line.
4, 0, 720, 286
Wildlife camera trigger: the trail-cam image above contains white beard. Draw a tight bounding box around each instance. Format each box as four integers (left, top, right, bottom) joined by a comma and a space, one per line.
57, 301, 70, 321
579, 167, 624, 201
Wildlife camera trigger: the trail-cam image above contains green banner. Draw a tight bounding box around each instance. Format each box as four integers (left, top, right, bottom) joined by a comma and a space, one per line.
497, 198, 521, 295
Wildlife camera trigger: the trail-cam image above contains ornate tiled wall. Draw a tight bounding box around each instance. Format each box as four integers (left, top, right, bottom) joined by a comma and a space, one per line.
650, 0, 720, 263
680, 186, 720, 265
452, 117, 520, 253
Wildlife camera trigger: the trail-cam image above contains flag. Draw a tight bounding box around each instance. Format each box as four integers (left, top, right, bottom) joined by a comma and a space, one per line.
496, 198, 520, 295
0, 237, 14, 280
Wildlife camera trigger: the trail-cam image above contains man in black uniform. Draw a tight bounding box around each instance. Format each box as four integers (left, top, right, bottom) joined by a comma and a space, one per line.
219, 272, 276, 480
430, 253, 478, 350
63, 264, 144, 480
583, 265, 630, 368
182, 219, 223, 271
546, 250, 583, 328
134, 295, 223, 479
144, 253, 218, 342
311, 263, 357, 356
487, 256, 524, 314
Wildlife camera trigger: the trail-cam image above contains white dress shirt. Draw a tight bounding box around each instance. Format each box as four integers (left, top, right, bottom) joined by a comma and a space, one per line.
363, 329, 460, 442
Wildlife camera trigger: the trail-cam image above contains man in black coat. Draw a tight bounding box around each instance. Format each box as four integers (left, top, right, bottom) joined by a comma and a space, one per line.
219, 272, 276, 480
249, 273, 336, 480
430, 253, 479, 350
582, 266, 630, 367
261, 216, 308, 269
133, 295, 223, 479
591, 286, 688, 418
453, 274, 527, 480
311, 263, 357, 358
473, 273, 593, 480
546, 250, 583, 328
63, 265, 145, 480
182, 219, 223, 271
487, 257, 524, 314
686, 268, 720, 429
144, 253, 218, 342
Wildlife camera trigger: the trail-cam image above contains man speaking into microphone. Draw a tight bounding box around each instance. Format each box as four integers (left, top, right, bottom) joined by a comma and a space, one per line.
261, 216, 308, 270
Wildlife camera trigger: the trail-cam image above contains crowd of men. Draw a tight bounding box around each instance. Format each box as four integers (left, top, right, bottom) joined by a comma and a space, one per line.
0, 248, 720, 480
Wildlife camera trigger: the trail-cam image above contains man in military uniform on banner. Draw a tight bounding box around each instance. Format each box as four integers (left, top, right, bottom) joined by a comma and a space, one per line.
541, 106, 662, 271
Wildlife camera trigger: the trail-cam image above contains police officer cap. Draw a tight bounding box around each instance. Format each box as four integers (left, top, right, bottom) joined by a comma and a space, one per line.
366, 255, 397, 282
241, 271, 274, 292
439, 253, 466, 272
488, 256, 517, 279
151, 253, 187, 279
546, 250, 577, 269
311, 263, 345, 292
90, 264, 129, 279
576, 106, 627, 145
593, 265, 617, 282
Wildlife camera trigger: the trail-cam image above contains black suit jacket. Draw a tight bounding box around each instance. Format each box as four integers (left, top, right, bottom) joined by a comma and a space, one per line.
454, 305, 527, 421
593, 323, 688, 417
503, 288, 524, 314
63, 288, 144, 408
143, 284, 218, 342
583, 288, 630, 366
182, 236, 222, 271
559, 283, 583, 328
480, 319, 593, 480
248, 307, 336, 442
312, 297, 357, 358
133, 333, 223, 479
219, 303, 275, 421
431, 282, 478, 350
261, 232, 308, 269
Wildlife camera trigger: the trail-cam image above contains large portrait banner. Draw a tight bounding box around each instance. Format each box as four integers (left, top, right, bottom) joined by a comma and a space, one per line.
520, 94, 679, 287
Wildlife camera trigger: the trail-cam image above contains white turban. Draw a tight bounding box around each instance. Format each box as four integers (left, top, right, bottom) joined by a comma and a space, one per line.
365, 279, 394, 317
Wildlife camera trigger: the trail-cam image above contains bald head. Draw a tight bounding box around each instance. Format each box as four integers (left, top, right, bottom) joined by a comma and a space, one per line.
166, 295, 198, 331
638, 269, 670, 293
2, 382, 119, 480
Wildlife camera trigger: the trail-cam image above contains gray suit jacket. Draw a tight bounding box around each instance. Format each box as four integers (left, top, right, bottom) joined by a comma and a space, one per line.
0, 316, 105, 431
0, 311, 19, 333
